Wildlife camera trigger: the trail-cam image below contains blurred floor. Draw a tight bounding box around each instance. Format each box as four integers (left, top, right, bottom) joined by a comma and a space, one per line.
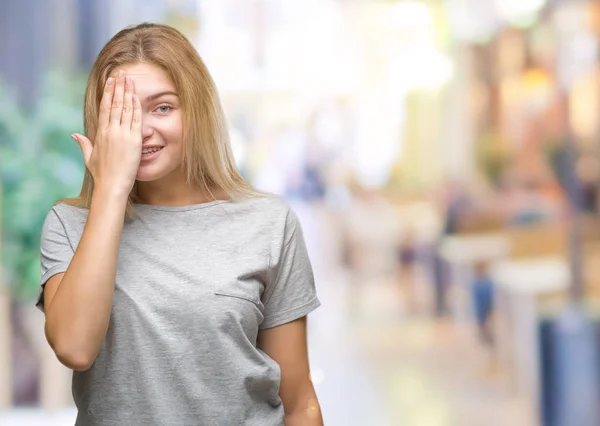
1, 202, 533, 426
307, 273, 533, 426
304, 201, 534, 426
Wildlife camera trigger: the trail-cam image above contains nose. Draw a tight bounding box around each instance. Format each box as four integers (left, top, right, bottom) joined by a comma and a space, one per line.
141, 120, 154, 141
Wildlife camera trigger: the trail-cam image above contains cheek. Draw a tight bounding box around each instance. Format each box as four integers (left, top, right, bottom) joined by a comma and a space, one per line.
155, 119, 183, 147
164, 116, 184, 146
164, 128, 184, 162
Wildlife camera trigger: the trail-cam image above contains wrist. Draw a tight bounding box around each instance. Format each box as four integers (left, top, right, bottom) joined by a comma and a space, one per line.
92, 184, 131, 206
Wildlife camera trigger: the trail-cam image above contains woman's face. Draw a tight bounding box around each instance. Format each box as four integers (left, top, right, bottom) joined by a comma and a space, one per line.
112, 62, 184, 182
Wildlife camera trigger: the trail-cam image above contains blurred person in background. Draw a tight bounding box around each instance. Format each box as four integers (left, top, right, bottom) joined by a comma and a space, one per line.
429, 182, 472, 318
397, 229, 419, 314
470, 261, 495, 347
36, 23, 322, 426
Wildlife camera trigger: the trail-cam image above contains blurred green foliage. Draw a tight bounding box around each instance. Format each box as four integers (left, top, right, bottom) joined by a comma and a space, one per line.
1, 70, 88, 301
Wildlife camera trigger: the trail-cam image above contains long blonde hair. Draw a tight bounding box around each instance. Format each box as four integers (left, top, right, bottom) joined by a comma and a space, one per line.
61, 22, 264, 218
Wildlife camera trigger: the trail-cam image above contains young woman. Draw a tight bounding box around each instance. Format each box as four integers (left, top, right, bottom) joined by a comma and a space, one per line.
37, 23, 322, 425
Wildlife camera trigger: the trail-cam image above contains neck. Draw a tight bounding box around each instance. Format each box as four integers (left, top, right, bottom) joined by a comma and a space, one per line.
136, 174, 228, 207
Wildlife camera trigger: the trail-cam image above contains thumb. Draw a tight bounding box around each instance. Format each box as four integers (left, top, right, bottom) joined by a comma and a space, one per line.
71, 134, 92, 165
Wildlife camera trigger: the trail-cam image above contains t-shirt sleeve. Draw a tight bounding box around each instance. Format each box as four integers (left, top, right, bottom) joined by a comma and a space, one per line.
36, 207, 74, 312
260, 207, 321, 330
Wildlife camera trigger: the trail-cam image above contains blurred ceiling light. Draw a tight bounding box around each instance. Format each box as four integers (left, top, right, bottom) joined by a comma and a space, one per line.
494, 0, 548, 27
353, 91, 404, 189
390, 1, 433, 29
444, 0, 500, 43
390, 47, 454, 91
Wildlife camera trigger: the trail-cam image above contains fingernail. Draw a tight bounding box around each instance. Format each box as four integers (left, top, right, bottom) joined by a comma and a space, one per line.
106, 78, 114, 86
118, 70, 125, 78
70, 134, 79, 143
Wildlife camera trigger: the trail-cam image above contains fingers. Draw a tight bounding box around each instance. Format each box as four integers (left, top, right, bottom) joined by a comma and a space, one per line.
131, 92, 142, 133
98, 77, 115, 129
121, 76, 134, 127
71, 133, 92, 166
109, 70, 126, 125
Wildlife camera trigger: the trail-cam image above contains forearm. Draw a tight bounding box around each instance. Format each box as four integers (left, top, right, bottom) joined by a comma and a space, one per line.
45, 188, 128, 368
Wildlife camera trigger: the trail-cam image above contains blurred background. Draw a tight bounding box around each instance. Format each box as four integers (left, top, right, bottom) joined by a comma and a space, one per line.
2, 0, 600, 425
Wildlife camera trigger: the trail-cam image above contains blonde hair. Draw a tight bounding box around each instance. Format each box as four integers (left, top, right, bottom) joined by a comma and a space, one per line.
61, 22, 264, 218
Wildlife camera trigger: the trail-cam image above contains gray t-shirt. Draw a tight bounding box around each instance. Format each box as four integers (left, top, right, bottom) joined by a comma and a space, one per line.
37, 196, 321, 426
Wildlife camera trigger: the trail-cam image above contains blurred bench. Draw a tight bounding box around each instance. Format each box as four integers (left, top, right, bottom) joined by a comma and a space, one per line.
455, 210, 507, 235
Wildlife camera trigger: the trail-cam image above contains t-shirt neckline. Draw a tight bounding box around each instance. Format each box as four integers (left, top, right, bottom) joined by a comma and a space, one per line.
133, 199, 231, 212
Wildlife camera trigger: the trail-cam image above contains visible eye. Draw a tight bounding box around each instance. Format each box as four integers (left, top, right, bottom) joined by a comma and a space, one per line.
155, 104, 172, 114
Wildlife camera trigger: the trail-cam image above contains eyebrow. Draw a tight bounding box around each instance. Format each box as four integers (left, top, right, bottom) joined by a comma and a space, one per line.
144, 91, 179, 102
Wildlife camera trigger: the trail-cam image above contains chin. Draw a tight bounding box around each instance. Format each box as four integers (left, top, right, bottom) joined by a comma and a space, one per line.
135, 165, 162, 182
135, 174, 159, 182
136, 162, 181, 183
136, 170, 167, 182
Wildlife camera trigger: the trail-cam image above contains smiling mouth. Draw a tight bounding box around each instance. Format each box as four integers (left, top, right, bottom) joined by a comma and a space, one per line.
140, 146, 164, 162
142, 146, 164, 155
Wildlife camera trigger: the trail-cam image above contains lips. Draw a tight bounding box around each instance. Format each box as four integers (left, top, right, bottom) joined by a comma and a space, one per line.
140, 146, 164, 162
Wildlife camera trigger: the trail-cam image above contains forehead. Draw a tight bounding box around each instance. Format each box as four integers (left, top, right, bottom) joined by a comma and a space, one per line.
111, 63, 175, 93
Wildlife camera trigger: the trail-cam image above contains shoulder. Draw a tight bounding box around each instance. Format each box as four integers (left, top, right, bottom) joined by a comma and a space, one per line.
43, 202, 89, 233
235, 193, 289, 211
230, 195, 303, 240
52, 201, 89, 220
232, 194, 293, 222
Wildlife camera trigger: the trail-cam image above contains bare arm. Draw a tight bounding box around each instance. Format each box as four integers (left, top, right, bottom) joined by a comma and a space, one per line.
44, 190, 128, 370
258, 317, 323, 426
43, 71, 142, 371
